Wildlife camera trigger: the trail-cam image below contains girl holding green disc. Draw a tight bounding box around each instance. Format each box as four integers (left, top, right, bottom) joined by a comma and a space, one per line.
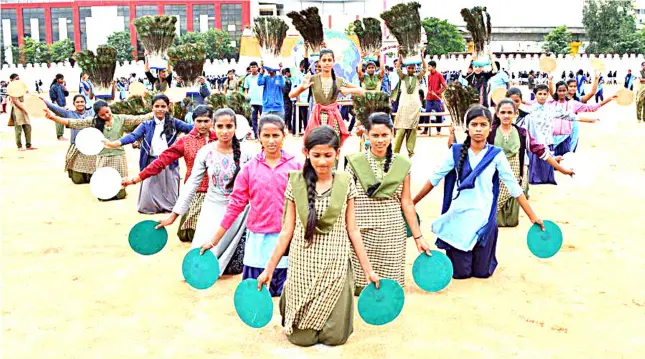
257, 126, 379, 346
413, 105, 544, 279
345, 112, 430, 295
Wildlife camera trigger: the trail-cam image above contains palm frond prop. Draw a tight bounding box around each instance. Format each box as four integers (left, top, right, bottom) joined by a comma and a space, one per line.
74, 45, 117, 94
353, 18, 382, 61
460, 7, 492, 58
109, 91, 157, 115
205, 93, 228, 110
352, 92, 391, 127
380, 2, 422, 65
171, 98, 192, 121
287, 7, 324, 55
134, 15, 177, 67
443, 82, 479, 128
168, 43, 206, 88
227, 92, 252, 120
253, 16, 289, 71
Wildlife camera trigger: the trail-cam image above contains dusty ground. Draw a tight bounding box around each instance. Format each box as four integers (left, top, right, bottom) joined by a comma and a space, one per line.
2, 88, 645, 359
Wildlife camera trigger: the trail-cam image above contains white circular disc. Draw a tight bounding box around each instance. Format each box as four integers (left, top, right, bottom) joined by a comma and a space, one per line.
75, 128, 105, 156
90, 167, 123, 200
235, 115, 251, 140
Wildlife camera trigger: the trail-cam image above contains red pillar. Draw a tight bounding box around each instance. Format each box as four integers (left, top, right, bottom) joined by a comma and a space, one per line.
214, 3, 221, 29
130, 2, 137, 59
44, 6, 53, 44
241, 1, 250, 29
16, 8, 25, 47
157, 4, 164, 15
328, 15, 332, 29
72, 4, 81, 52
187, 3, 194, 32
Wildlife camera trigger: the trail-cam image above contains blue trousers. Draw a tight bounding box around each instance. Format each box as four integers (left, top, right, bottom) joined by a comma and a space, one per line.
425, 99, 444, 132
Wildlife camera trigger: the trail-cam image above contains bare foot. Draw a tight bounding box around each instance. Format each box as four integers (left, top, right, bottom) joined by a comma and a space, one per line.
18, 147, 25, 151
58, 137, 68, 141
27, 147, 38, 150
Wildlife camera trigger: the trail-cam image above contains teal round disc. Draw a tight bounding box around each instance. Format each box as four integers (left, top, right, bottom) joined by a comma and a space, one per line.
182, 248, 220, 290
128, 220, 168, 255
412, 250, 453, 292
234, 279, 273, 328
405, 212, 421, 238
357, 279, 405, 326
527, 220, 563, 259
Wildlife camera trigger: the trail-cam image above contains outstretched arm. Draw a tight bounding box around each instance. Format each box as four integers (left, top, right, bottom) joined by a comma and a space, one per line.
581, 75, 599, 103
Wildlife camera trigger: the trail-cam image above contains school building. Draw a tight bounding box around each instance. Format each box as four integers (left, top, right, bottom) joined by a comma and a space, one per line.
0, 0, 251, 63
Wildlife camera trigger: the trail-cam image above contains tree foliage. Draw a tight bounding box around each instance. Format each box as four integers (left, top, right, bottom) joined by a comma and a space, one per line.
421, 17, 466, 56
107, 31, 135, 63
542, 25, 572, 54
174, 29, 238, 60
583, 0, 645, 54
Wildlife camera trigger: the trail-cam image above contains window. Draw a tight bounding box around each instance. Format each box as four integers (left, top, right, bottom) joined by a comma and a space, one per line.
117, 6, 130, 33
0, 9, 18, 50
135, 6, 160, 58
22, 8, 46, 43
164, 5, 187, 36
79, 7, 91, 50
221, 3, 243, 45
193, 4, 215, 31
51, 8, 74, 43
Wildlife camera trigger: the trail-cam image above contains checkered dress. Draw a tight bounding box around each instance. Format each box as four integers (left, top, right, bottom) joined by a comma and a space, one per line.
65, 144, 97, 174
96, 153, 129, 177
346, 152, 407, 289
180, 192, 206, 231
282, 175, 357, 335
497, 153, 522, 212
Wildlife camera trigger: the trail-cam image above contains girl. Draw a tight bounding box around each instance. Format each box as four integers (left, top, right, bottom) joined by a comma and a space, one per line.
575, 69, 587, 98
43, 101, 151, 200
345, 112, 430, 295
157, 108, 252, 274
199, 115, 302, 296
290, 48, 365, 146
552, 80, 615, 155
104, 94, 193, 214
44, 95, 96, 184
122, 105, 217, 243
256, 126, 379, 347
79, 72, 94, 108
357, 50, 385, 92
505, 87, 530, 128
487, 99, 528, 227
393, 49, 426, 158
413, 105, 544, 279
224, 70, 239, 95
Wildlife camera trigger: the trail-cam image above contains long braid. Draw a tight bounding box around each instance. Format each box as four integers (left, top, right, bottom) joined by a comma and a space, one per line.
227, 135, 241, 190
331, 68, 338, 99
303, 159, 318, 245
456, 135, 471, 184
384, 143, 393, 173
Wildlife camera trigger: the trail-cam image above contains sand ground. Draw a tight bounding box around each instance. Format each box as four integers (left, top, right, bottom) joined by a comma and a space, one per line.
2, 90, 645, 359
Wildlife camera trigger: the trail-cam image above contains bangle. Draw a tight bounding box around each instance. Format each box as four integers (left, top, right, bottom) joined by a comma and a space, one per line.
413, 235, 423, 240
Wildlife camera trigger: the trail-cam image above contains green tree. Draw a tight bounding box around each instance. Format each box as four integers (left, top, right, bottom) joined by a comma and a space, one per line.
583, 0, 645, 54
345, 22, 355, 36
175, 29, 238, 60
421, 17, 466, 56
16, 38, 51, 64
542, 25, 572, 54
107, 31, 135, 63
49, 39, 75, 63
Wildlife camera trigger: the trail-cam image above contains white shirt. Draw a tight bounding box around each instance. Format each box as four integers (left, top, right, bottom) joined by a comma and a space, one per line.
151, 117, 168, 157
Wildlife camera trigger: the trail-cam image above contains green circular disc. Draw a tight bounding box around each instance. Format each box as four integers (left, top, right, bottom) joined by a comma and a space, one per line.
128, 220, 168, 256
234, 279, 273, 328
412, 250, 453, 292
405, 212, 421, 238
357, 279, 405, 326
182, 248, 220, 290
527, 220, 563, 259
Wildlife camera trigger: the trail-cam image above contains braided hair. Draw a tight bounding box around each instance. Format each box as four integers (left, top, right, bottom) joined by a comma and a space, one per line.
151, 94, 177, 140
363, 112, 394, 197
455, 105, 493, 195
214, 108, 241, 190
302, 125, 340, 245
